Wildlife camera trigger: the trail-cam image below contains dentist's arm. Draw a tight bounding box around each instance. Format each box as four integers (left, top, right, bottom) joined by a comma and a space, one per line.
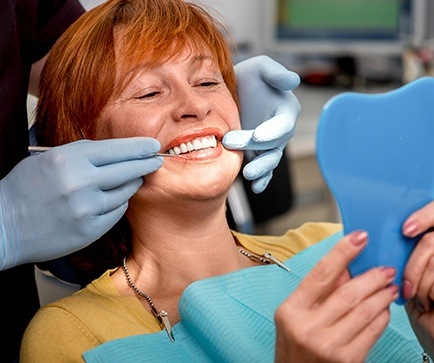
223, 55, 301, 193
0, 137, 162, 270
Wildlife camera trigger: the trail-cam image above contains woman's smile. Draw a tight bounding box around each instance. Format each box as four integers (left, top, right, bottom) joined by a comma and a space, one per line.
163, 127, 225, 161
167, 135, 217, 156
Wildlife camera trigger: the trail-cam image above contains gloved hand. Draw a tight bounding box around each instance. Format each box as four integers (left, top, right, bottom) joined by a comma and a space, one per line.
223, 55, 301, 193
0, 137, 162, 270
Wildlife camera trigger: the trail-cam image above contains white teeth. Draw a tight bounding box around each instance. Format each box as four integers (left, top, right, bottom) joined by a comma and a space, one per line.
180, 143, 188, 153
210, 137, 217, 148
192, 139, 202, 149
167, 135, 217, 155
173, 146, 181, 155
202, 138, 211, 148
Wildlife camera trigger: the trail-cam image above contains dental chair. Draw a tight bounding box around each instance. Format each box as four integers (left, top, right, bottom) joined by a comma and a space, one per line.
227, 148, 294, 234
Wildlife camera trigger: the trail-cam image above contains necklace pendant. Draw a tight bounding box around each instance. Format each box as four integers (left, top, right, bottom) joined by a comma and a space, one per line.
263, 252, 291, 273
156, 310, 175, 342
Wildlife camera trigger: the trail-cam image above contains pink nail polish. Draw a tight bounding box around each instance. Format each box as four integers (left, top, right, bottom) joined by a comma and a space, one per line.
403, 221, 418, 237
381, 267, 396, 279
350, 231, 368, 246
388, 284, 399, 296
402, 279, 414, 300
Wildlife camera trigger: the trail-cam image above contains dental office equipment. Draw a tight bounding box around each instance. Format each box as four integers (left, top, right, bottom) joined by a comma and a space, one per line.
28, 145, 181, 157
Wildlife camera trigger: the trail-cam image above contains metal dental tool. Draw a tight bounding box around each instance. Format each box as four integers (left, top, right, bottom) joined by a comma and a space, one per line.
28, 146, 181, 157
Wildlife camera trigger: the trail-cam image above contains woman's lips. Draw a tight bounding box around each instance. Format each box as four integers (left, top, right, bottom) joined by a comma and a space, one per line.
163, 127, 225, 161
167, 135, 217, 156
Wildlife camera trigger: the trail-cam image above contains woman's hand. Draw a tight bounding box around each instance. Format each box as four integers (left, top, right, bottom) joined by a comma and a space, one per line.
275, 231, 398, 363
402, 202, 434, 358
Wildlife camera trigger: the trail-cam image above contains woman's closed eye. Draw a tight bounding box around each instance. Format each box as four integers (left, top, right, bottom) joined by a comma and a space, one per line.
135, 90, 161, 100
131, 79, 222, 100
198, 81, 220, 87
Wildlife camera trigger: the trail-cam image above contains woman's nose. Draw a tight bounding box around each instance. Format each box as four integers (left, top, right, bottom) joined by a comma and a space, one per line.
171, 87, 211, 121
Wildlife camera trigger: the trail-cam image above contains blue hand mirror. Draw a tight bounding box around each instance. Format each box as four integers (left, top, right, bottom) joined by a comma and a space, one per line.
316, 77, 434, 304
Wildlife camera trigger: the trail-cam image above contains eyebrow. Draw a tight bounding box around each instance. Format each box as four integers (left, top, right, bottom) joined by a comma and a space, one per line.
119, 54, 218, 95
192, 54, 213, 63
189, 54, 219, 72
126, 54, 214, 76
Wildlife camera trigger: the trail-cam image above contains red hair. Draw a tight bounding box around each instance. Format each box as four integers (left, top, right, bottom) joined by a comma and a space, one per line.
35, 0, 238, 284
36, 0, 238, 146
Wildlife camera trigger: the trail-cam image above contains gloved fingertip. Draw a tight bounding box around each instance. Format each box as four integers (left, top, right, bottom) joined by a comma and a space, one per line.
243, 150, 282, 178
250, 173, 273, 194
289, 71, 301, 88
155, 158, 164, 168
260, 58, 301, 91
134, 137, 161, 158
251, 183, 266, 194
131, 177, 144, 189
148, 136, 161, 146
222, 131, 252, 149
143, 157, 163, 175
242, 165, 258, 181
121, 201, 129, 213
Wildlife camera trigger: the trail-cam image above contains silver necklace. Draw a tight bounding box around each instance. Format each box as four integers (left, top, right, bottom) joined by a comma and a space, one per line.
122, 257, 175, 342
122, 249, 290, 342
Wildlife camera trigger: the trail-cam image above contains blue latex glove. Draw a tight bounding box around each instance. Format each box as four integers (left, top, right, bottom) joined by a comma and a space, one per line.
0, 137, 162, 270
223, 55, 301, 193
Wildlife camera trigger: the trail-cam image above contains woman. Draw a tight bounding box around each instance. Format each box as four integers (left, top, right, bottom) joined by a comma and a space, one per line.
21, 0, 434, 362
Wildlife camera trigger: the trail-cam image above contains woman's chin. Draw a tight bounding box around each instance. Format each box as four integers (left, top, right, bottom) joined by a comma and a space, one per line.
139, 150, 242, 201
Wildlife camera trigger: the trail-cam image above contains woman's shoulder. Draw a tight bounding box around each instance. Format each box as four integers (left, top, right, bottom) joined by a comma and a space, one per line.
21, 268, 158, 361
24, 270, 117, 333
29, 267, 159, 334
19, 273, 112, 362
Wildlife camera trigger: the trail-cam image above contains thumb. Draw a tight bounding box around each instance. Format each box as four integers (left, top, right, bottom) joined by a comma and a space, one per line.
258, 56, 300, 91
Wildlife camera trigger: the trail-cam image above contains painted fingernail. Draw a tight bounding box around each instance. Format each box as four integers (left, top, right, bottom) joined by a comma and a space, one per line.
388, 284, 399, 297
381, 267, 396, 280
402, 279, 414, 300
350, 231, 368, 246
403, 220, 418, 237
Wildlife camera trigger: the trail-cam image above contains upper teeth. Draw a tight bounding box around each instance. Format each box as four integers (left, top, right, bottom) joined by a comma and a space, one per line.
168, 136, 217, 155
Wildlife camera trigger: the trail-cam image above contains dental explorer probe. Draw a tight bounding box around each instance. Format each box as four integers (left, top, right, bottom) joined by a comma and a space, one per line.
28, 145, 182, 157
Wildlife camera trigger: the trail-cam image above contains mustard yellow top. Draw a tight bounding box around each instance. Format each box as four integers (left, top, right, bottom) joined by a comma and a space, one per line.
20, 222, 342, 362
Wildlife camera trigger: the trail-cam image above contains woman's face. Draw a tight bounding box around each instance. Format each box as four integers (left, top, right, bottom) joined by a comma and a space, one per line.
97, 46, 243, 203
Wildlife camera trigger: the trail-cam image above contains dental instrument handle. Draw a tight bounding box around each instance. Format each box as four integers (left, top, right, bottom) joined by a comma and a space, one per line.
28, 146, 52, 152
28, 145, 178, 157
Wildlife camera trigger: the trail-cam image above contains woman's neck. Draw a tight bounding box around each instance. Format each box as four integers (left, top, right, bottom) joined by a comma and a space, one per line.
115, 198, 253, 294
111, 199, 255, 324
132, 206, 246, 280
